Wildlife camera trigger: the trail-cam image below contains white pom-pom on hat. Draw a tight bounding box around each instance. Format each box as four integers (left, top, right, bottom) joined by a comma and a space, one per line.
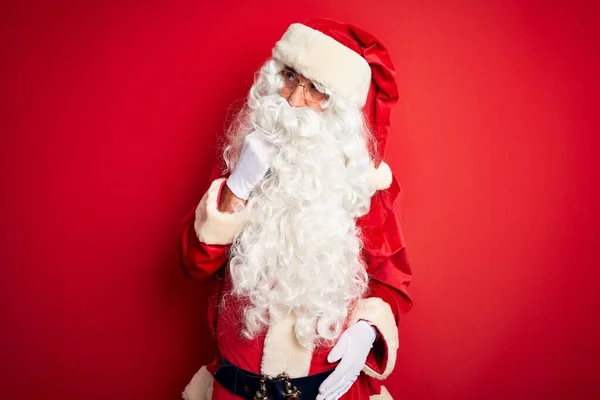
369, 161, 392, 191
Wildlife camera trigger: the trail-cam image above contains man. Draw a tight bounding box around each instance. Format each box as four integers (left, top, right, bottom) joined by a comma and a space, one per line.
180, 19, 412, 400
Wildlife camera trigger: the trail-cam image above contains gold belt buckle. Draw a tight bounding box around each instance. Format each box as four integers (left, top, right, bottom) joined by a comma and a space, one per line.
253, 372, 301, 400
254, 374, 272, 400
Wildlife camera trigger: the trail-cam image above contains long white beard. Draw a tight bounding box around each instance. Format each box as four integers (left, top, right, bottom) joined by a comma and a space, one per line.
225, 60, 374, 349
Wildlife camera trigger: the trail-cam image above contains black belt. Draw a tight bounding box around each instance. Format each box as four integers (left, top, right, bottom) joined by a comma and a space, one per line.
214, 358, 334, 399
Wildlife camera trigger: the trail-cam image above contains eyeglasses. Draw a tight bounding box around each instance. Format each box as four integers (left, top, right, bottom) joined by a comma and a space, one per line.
280, 69, 329, 104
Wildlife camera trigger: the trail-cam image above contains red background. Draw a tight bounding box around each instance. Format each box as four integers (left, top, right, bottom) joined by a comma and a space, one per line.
1, 1, 598, 399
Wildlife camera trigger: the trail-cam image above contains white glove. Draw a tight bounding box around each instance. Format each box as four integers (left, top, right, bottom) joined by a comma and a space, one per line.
317, 320, 377, 400
226, 131, 278, 200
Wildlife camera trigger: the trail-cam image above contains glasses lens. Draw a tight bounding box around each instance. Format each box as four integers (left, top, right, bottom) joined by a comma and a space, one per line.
281, 70, 298, 90
305, 83, 327, 103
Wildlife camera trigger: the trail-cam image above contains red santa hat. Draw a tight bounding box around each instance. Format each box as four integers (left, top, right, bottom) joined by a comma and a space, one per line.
272, 18, 400, 191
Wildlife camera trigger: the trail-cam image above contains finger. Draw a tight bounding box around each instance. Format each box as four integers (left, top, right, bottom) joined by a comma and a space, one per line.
318, 374, 343, 398
321, 336, 355, 395
326, 380, 354, 400
319, 357, 355, 399
318, 366, 347, 398
322, 377, 355, 400
327, 334, 349, 363
319, 357, 360, 398
245, 131, 258, 140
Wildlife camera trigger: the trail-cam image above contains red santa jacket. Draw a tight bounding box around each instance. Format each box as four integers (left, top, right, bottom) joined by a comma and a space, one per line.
179, 162, 413, 400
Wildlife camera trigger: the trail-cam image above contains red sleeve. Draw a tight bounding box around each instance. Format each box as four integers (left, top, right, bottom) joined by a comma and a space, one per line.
356, 175, 413, 377
179, 162, 231, 283
363, 245, 412, 374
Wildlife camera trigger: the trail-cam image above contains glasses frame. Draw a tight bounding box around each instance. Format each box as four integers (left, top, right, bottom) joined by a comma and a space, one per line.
279, 68, 329, 105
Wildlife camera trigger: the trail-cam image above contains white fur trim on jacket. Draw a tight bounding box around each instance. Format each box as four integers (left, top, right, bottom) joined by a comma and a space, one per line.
369, 161, 392, 191
182, 366, 213, 400
261, 313, 313, 378
272, 23, 371, 106
194, 178, 248, 245
350, 297, 399, 379
371, 385, 393, 400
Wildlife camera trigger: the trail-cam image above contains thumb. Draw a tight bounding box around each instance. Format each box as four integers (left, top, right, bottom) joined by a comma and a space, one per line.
327, 334, 349, 363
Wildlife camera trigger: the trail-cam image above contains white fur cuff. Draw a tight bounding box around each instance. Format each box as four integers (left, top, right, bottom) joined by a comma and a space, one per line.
182, 366, 213, 400
351, 297, 399, 379
371, 386, 393, 400
272, 23, 371, 106
194, 178, 248, 245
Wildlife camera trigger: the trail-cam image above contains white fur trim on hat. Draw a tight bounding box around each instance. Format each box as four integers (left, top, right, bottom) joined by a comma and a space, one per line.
194, 178, 248, 245
369, 161, 393, 191
350, 297, 399, 379
273, 23, 371, 106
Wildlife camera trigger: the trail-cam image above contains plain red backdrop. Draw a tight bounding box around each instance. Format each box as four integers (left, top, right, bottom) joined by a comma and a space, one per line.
1, 0, 598, 399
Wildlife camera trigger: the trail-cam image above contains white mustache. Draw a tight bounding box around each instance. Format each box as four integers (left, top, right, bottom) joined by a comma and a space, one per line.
252, 94, 322, 143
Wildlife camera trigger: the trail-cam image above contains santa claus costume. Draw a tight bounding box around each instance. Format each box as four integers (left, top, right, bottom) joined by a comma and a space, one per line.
179, 19, 413, 400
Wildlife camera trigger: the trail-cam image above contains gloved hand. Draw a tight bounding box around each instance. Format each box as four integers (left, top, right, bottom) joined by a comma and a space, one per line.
226, 131, 278, 200
317, 320, 377, 400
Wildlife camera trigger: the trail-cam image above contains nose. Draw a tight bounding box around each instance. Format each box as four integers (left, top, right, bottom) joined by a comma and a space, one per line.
285, 85, 306, 108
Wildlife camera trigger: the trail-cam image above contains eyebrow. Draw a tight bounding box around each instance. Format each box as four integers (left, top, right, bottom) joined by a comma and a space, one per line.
284, 66, 312, 83
284, 66, 298, 74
